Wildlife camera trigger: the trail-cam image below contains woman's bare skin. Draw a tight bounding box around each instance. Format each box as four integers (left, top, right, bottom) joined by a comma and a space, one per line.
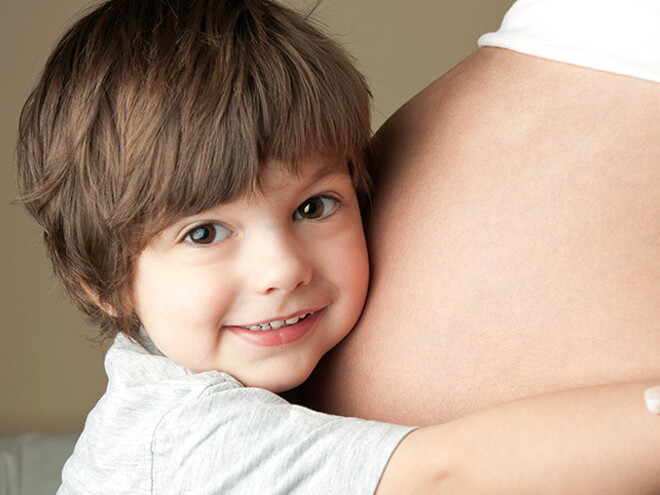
306, 47, 660, 425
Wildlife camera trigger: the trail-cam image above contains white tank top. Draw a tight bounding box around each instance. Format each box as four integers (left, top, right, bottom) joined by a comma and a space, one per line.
478, 0, 660, 83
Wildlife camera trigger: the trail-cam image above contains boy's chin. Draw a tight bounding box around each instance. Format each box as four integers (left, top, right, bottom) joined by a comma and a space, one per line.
239, 362, 316, 394
248, 373, 311, 394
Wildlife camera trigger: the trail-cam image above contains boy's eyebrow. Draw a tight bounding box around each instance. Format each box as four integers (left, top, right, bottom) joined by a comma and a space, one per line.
308, 160, 350, 182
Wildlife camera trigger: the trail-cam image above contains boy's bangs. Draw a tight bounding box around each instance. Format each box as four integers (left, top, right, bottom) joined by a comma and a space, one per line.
119, 1, 371, 241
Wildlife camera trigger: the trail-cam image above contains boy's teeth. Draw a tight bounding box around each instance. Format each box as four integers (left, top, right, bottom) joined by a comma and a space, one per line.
244, 313, 310, 331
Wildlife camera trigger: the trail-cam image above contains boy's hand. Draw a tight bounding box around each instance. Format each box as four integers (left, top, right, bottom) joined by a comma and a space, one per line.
645, 386, 660, 414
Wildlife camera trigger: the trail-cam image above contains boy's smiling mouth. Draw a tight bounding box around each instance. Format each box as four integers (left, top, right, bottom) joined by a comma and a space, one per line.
225, 309, 324, 347
241, 312, 313, 332
228, 309, 319, 332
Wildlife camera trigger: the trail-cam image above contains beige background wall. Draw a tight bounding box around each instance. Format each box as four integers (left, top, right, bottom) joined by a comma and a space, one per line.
1, 0, 513, 436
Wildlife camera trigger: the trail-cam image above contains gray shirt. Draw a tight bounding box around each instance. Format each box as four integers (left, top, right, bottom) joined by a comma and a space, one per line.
58, 334, 414, 494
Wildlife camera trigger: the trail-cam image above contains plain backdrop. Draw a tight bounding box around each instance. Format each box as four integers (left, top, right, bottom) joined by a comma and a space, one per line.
0, 0, 514, 436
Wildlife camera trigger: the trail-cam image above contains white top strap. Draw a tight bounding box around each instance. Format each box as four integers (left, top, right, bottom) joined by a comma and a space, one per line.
479, 0, 660, 83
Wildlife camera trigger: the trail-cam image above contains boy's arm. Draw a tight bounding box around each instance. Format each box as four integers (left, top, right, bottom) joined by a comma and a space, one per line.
376, 381, 660, 494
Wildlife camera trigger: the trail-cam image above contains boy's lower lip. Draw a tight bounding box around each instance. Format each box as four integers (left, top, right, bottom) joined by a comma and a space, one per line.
226, 310, 323, 347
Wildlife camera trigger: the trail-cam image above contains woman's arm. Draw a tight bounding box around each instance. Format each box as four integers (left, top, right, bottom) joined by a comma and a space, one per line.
377, 381, 660, 494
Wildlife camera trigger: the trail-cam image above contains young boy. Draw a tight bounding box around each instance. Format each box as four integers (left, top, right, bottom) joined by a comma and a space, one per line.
16, 0, 660, 493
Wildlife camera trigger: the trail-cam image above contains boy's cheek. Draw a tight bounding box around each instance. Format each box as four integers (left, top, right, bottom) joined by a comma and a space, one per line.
133, 265, 228, 324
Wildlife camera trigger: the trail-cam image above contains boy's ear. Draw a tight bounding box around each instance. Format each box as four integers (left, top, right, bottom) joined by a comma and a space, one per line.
79, 280, 119, 317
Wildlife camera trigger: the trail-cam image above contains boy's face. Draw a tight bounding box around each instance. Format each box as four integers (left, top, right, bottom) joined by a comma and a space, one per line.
131, 157, 369, 392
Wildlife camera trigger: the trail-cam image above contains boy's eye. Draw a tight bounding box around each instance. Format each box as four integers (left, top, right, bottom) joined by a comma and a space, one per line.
294, 196, 340, 220
182, 223, 231, 245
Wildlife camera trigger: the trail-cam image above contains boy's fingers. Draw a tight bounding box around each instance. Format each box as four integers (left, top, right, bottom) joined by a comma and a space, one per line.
644, 386, 660, 414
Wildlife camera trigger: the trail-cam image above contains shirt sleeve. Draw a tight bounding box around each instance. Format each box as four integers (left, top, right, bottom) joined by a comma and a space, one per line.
151, 384, 415, 494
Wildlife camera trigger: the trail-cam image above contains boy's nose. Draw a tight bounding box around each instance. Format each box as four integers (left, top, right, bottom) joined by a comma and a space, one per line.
246, 231, 313, 295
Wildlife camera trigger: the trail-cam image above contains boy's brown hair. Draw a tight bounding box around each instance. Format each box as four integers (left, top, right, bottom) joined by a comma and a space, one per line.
17, 0, 371, 344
